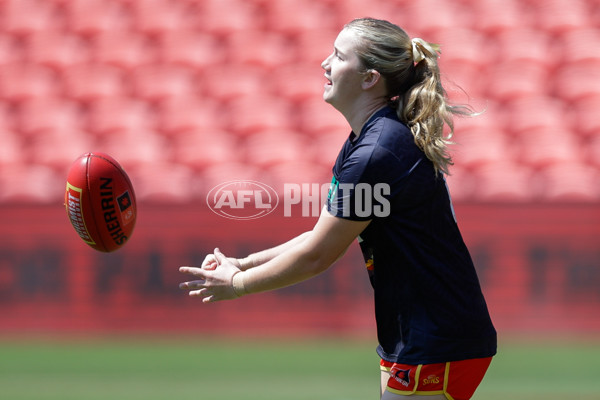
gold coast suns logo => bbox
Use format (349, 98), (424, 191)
(422, 375), (440, 385)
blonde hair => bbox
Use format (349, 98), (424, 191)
(344, 18), (474, 175)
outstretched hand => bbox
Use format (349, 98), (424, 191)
(179, 248), (241, 303)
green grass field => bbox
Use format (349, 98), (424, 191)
(0, 336), (599, 400)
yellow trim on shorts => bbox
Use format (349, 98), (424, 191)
(386, 361), (455, 399)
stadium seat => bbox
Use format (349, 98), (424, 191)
(503, 95), (565, 137)
(26, 127), (96, 170)
(129, 0), (192, 35)
(515, 126), (581, 170)
(197, 161), (263, 197)
(2, 0), (62, 35)
(200, 64), (267, 102)
(472, 0), (523, 35)
(428, 28), (491, 70)
(491, 28), (555, 68)
(64, 0), (131, 36)
(264, 0), (338, 35)
(23, 31), (90, 70)
(440, 60), (486, 101)
(271, 63), (326, 103)
(155, 95), (222, 135)
(130, 64), (199, 102)
(584, 134), (600, 169)
(452, 125), (515, 169)
(556, 28), (600, 66)
(223, 94), (293, 137)
(538, 161), (600, 202)
(190, 0), (259, 36)
(126, 161), (196, 203)
(0, 63), (61, 102)
(242, 129), (307, 169)
(16, 97), (85, 136)
(224, 30), (294, 71)
(61, 63), (129, 102)
(0, 129), (24, 165)
(444, 164), (477, 202)
(403, 0), (472, 37)
(293, 29), (340, 67)
(170, 128), (239, 171)
(95, 127), (170, 168)
(297, 97), (348, 137)
(554, 63), (600, 103)
(485, 62), (550, 103)
(157, 30), (225, 70)
(567, 95), (600, 139)
(531, 0), (591, 35)
(86, 96), (156, 136)
(0, 163), (64, 204)
(264, 160), (331, 197)
(90, 30), (155, 70)
(471, 161), (537, 202)
(308, 130), (348, 168)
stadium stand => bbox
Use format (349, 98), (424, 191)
(0, 0), (597, 203)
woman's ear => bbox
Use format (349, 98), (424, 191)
(362, 69), (382, 90)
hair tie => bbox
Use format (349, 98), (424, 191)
(411, 38), (441, 64)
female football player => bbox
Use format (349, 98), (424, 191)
(180, 18), (497, 400)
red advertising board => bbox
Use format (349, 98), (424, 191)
(0, 202), (599, 336)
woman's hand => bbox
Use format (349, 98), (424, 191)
(179, 248), (241, 303)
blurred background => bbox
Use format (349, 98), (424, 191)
(0, 0), (599, 399)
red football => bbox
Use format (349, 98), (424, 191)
(65, 152), (137, 252)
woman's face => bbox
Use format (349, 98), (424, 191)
(321, 28), (365, 111)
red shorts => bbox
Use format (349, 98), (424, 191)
(380, 357), (492, 400)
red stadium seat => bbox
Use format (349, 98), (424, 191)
(0, 34), (25, 65)
(428, 28), (491, 70)
(26, 127), (96, 170)
(200, 65), (266, 102)
(556, 28), (600, 66)
(403, 0), (473, 37)
(264, 0), (338, 35)
(170, 128), (239, 171)
(452, 126), (515, 169)
(224, 30), (294, 70)
(0, 130), (24, 165)
(472, 0), (523, 35)
(503, 95), (566, 137)
(86, 97), (156, 136)
(471, 161), (537, 202)
(126, 161), (195, 203)
(64, 0), (131, 36)
(485, 62), (551, 103)
(193, 0), (260, 36)
(308, 131), (348, 168)
(23, 31), (90, 70)
(293, 29), (340, 67)
(130, 64), (199, 102)
(224, 94), (293, 137)
(129, 0), (192, 35)
(529, 0), (591, 35)
(585, 134), (600, 169)
(95, 128), (170, 168)
(62, 63), (128, 102)
(567, 95), (600, 139)
(155, 95), (222, 135)
(0, 63), (61, 102)
(2, 0), (62, 35)
(264, 160), (331, 197)
(90, 30), (155, 70)
(539, 161), (600, 202)
(272, 63), (326, 103)
(515, 126), (581, 170)
(198, 162), (263, 196)
(157, 30), (225, 70)
(242, 129), (307, 169)
(297, 97), (348, 137)
(554, 63), (600, 103)
(492, 28), (556, 68)
(0, 164), (64, 204)
(444, 164), (477, 202)
(16, 98), (85, 136)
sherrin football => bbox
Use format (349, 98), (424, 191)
(65, 152), (136, 252)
